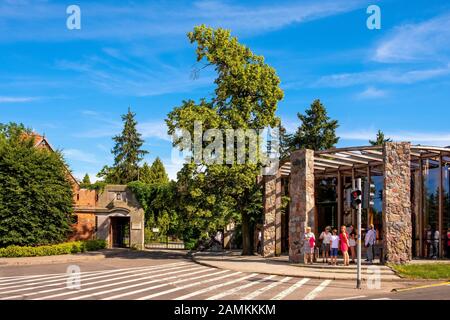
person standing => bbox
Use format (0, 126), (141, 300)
(349, 230), (357, 264)
(303, 227), (315, 264)
(319, 227), (332, 263)
(365, 224), (376, 264)
(340, 225), (350, 266)
(446, 227), (450, 259)
(330, 229), (339, 266)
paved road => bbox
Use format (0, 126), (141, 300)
(0, 250), (443, 300)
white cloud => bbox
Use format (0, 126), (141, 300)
(355, 86), (387, 99)
(0, 0), (366, 42)
(139, 120), (171, 141)
(62, 149), (99, 165)
(373, 13), (450, 63)
(313, 64), (450, 88)
(339, 129), (450, 146)
(0, 96), (39, 103)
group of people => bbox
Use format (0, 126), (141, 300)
(303, 224), (377, 265)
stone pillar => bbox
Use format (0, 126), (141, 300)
(263, 171), (282, 257)
(383, 142), (412, 264)
(289, 149), (315, 263)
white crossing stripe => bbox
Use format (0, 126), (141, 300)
(271, 278), (310, 300)
(206, 275), (275, 300)
(371, 298), (392, 300)
(242, 277), (292, 300)
(0, 263), (190, 297)
(303, 280), (332, 300)
(33, 265), (204, 300)
(0, 262), (186, 287)
(172, 273), (258, 301)
(68, 267), (222, 300)
(101, 269), (232, 300)
(0, 263), (187, 293)
(120, 271), (241, 300)
(334, 295), (367, 300)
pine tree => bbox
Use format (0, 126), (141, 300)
(80, 173), (91, 188)
(139, 158), (169, 184)
(369, 130), (392, 146)
(290, 99), (339, 151)
(103, 108), (148, 184)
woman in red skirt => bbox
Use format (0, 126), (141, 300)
(340, 225), (350, 266)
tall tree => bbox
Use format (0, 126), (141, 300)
(290, 99), (339, 151)
(98, 108), (148, 184)
(369, 130), (392, 146)
(167, 26), (283, 255)
(0, 123), (73, 246)
(139, 158), (169, 184)
(80, 173), (91, 188)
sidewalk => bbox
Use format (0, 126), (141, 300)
(192, 250), (402, 281)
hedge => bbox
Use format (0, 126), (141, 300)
(0, 240), (107, 258)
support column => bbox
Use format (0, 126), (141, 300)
(289, 149), (315, 263)
(383, 142), (412, 263)
(263, 170), (281, 257)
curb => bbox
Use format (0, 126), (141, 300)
(190, 253), (403, 282)
(0, 252), (107, 267)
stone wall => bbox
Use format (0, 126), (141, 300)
(263, 171), (281, 257)
(383, 142), (412, 263)
(289, 149), (315, 263)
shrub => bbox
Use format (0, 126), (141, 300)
(0, 240), (107, 258)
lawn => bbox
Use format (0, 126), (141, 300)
(390, 263), (450, 279)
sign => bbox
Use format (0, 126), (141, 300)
(152, 227), (160, 233)
(131, 222), (142, 230)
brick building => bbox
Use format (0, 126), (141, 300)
(31, 133), (145, 249)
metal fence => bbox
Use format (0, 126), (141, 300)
(145, 242), (185, 249)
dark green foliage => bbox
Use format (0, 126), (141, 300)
(98, 108), (148, 184)
(139, 157), (169, 184)
(369, 130), (392, 146)
(290, 99), (339, 151)
(0, 240), (107, 257)
(80, 173), (91, 188)
(0, 123), (74, 247)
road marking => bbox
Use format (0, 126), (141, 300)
(0, 262), (186, 285)
(0, 263), (191, 296)
(206, 275), (275, 300)
(0, 263), (188, 293)
(33, 265), (204, 300)
(392, 281), (450, 293)
(371, 298), (392, 300)
(271, 278), (310, 300)
(102, 270), (235, 300)
(3, 265), (202, 300)
(334, 295), (367, 300)
(68, 267), (222, 300)
(303, 280), (332, 300)
(173, 273), (257, 300)
(242, 277), (292, 300)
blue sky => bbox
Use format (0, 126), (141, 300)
(1, 0), (450, 180)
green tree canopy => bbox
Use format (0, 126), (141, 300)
(0, 123), (74, 247)
(166, 25), (283, 254)
(140, 157), (169, 184)
(98, 108), (148, 184)
(290, 99), (339, 151)
(80, 173), (91, 188)
(369, 130), (392, 146)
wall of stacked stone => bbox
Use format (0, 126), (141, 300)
(263, 172), (281, 257)
(383, 142), (412, 264)
(289, 149), (315, 263)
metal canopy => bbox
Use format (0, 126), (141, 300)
(279, 145), (450, 177)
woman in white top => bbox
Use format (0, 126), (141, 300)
(303, 227), (315, 264)
(330, 229), (340, 266)
(319, 226), (332, 264)
(349, 230), (357, 264)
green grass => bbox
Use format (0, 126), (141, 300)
(390, 263), (450, 279)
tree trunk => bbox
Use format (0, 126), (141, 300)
(241, 213), (253, 255)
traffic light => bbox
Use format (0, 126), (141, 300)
(351, 189), (362, 209)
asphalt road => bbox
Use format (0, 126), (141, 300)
(0, 250), (446, 300)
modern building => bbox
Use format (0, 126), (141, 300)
(262, 142), (450, 264)
(31, 133), (145, 249)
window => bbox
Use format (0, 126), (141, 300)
(116, 192), (122, 201)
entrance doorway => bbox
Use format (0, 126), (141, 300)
(110, 216), (130, 248)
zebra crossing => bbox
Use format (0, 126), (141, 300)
(0, 261), (344, 300)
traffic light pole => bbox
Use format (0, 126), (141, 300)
(356, 178), (362, 289)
